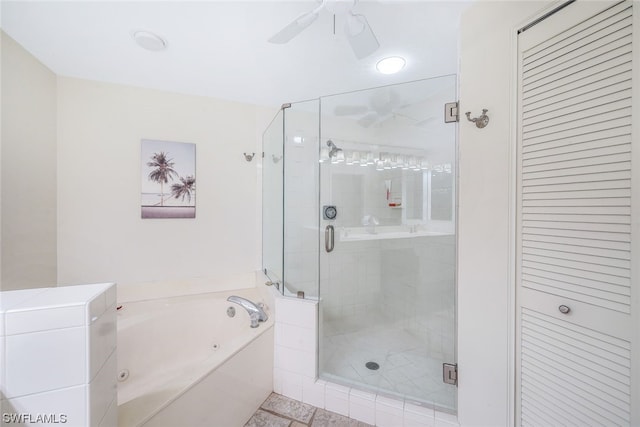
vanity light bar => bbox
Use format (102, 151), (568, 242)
(326, 150), (432, 171)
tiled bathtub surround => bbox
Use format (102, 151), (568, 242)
(0, 283), (117, 427)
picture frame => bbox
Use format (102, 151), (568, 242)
(141, 139), (196, 219)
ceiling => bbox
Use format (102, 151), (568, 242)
(0, 1), (470, 108)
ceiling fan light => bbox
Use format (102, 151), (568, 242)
(376, 56), (406, 74)
(346, 14), (366, 36)
(345, 13), (379, 59)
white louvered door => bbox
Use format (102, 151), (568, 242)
(516, 1), (635, 426)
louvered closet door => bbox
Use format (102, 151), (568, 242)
(517, 1), (635, 426)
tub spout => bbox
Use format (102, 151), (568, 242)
(227, 296), (268, 328)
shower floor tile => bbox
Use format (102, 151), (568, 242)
(245, 393), (373, 427)
(320, 317), (456, 410)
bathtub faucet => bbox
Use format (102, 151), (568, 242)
(227, 296), (268, 328)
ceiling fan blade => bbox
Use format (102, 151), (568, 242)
(334, 105), (369, 116)
(268, 9), (321, 44)
(357, 113), (379, 128)
(345, 14), (379, 59)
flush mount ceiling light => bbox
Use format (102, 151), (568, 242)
(132, 30), (167, 52)
(376, 56), (406, 74)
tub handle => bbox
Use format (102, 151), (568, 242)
(325, 225), (334, 253)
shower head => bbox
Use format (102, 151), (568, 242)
(327, 140), (342, 158)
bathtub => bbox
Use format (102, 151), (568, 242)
(117, 287), (274, 427)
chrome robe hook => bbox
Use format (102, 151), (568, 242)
(465, 109), (489, 128)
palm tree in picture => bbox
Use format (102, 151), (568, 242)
(171, 175), (196, 203)
(147, 152), (178, 206)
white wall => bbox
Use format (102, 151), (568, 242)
(56, 77), (274, 290)
(457, 1), (553, 426)
(1, 31), (58, 291)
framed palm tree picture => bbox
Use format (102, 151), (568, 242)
(141, 139), (196, 219)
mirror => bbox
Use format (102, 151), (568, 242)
(403, 171), (424, 221)
(430, 169), (454, 221)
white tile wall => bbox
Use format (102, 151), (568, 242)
(376, 395), (404, 427)
(404, 403), (435, 427)
(281, 369), (303, 401)
(2, 384), (87, 426)
(302, 376), (325, 408)
(276, 345), (315, 377)
(4, 304), (86, 335)
(274, 296), (317, 383)
(325, 382), (350, 417)
(0, 283), (117, 427)
(0, 289), (50, 321)
(5, 326), (87, 398)
(275, 297), (316, 329)
(349, 388), (376, 425)
(434, 410), (460, 427)
(88, 351), (117, 427)
(273, 367), (283, 394)
(88, 303), (116, 381)
(276, 322), (316, 353)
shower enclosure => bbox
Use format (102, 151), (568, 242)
(263, 75), (457, 411)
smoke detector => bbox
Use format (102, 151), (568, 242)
(132, 30), (168, 52)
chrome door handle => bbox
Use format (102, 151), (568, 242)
(558, 305), (571, 314)
(325, 225), (334, 253)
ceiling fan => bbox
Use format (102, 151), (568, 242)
(268, 0), (380, 59)
(333, 88), (403, 127)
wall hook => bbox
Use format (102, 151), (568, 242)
(243, 152), (255, 162)
(465, 109), (489, 129)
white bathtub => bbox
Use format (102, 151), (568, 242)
(117, 287), (274, 427)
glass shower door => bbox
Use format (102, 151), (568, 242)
(282, 100), (320, 299)
(262, 109), (284, 290)
(318, 76), (458, 411)
(263, 100), (321, 299)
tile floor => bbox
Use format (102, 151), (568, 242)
(245, 393), (373, 427)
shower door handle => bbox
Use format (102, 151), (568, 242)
(325, 225), (335, 253)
